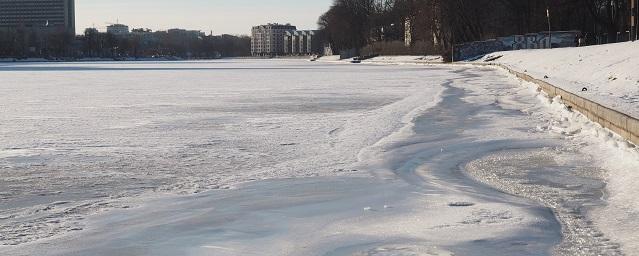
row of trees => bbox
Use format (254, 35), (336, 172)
(319, 0), (636, 55)
(0, 27), (251, 59)
(0, 28), (75, 58)
(81, 29), (251, 59)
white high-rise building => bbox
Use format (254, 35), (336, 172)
(251, 23), (296, 56)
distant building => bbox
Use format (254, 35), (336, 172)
(167, 28), (203, 39)
(0, 0), (75, 33)
(251, 23), (296, 56)
(131, 28), (159, 48)
(84, 27), (98, 35)
(283, 30), (323, 55)
(107, 24), (129, 36)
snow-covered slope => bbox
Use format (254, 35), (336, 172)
(479, 41), (639, 118)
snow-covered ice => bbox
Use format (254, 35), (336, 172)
(0, 60), (448, 245)
(0, 60), (638, 255)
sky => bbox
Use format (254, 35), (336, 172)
(76, 0), (333, 35)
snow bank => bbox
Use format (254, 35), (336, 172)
(315, 55), (341, 62)
(478, 41), (639, 118)
(316, 55), (444, 64)
(363, 55), (444, 64)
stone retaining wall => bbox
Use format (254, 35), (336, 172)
(496, 64), (639, 145)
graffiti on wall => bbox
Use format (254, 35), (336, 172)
(454, 31), (580, 60)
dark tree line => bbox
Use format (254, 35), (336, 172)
(0, 27), (251, 59)
(0, 28), (75, 58)
(319, 0), (635, 55)
(79, 29), (251, 59)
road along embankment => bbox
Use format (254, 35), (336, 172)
(491, 63), (639, 146)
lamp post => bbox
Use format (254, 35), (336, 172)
(547, 7), (552, 48)
(632, 0), (638, 41)
(451, 32), (455, 62)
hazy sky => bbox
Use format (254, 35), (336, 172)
(76, 0), (333, 35)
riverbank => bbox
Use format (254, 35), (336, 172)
(472, 41), (639, 254)
(477, 41), (639, 119)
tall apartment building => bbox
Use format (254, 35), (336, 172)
(0, 0), (75, 33)
(251, 23), (296, 56)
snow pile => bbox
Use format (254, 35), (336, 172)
(479, 41), (639, 118)
(315, 55), (341, 62)
(315, 55), (444, 64)
(364, 55), (444, 64)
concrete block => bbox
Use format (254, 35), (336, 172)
(631, 135), (639, 146)
(596, 106), (608, 122)
(573, 94), (585, 109)
(604, 109), (627, 131)
(583, 100), (596, 115)
(590, 102), (601, 119)
(575, 105), (588, 115)
(619, 116), (631, 139)
(628, 118), (639, 138)
(586, 109), (596, 121)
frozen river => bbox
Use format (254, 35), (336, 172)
(1, 60), (637, 255)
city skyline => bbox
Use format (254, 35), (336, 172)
(76, 0), (332, 35)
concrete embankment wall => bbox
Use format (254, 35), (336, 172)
(494, 64), (639, 145)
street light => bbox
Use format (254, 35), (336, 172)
(632, 0), (638, 41)
(547, 7), (552, 48)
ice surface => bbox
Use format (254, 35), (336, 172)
(0, 60), (449, 246)
(1, 60), (638, 255)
